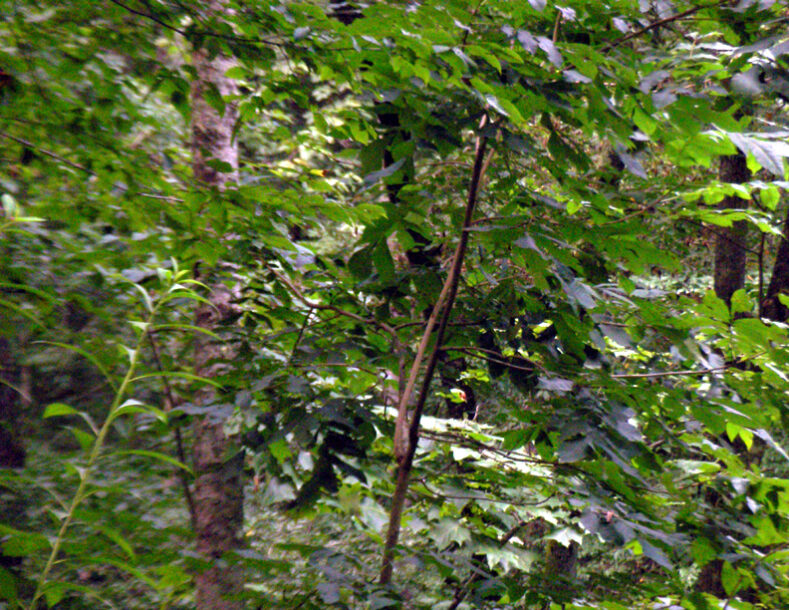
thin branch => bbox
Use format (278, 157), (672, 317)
(680, 216), (764, 257)
(441, 345), (543, 374)
(265, 264), (397, 338)
(286, 306), (314, 365)
(146, 331), (197, 531)
(0, 131), (87, 172)
(0, 131), (183, 202)
(552, 10), (561, 44)
(611, 353), (764, 379)
(108, 0), (286, 47)
(603, 0), (728, 51)
(416, 475), (554, 508)
(758, 232), (765, 318)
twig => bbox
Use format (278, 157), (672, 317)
(416, 474), (556, 508)
(265, 264), (397, 338)
(286, 306), (314, 365)
(611, 353), (764, 379)
(603, 0), (728, 51)
(441, 345), (543, 374)
(758, 232), (765, 318)
(146, 330), (197, 531)
(0, 131), (183, 202)
(108, 0), (286, 47)
(0, 131), (87, 171)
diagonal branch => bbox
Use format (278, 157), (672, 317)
(0, 130), (183, 202)
(603, 0), (728, 51)
(379, 115), (491, 585)
(0, 131), (87, 172)
(108, 0), (286, 47)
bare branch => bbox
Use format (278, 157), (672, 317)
(603, 0), (728, 51)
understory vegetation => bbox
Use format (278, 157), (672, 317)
(3, 1), (789, 608)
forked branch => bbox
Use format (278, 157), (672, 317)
(380, 116), (491, 584)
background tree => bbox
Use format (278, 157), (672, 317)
(3, 1), (789, 609)
(188, 3), (244, 608)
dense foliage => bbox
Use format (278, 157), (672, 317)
(3, 0), (789, 608)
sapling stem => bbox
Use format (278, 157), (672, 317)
(27, 289), (163, 610)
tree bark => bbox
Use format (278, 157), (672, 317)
(699, 153), (752, 598)
(761, 206), (789, 321)
(380, 128), (489, 584)
(713, 151), (750, 305)
(190, 7), (244, 609)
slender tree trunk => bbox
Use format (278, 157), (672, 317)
(761, 206), (789, 321)
(713, 151), (750, 305)
(380, 128), (489, 584)
(698, 153), (753, 597)
(190, 7), (244, 609)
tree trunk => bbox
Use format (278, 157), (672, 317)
(713, 151), (750, 305)
(190, 7), (244, 609)
(761, 206), (789, 321)
(696, 559), (726, 598)
(699, 153), (752, 598)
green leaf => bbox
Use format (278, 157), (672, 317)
(35, 341), (118, 392)
(372, 240), (395, 283)
(109, 399), (168, 424)
(43, 580), (67, 608)
(760, 185), (780, 209)
(129, 320), (150, 332)
(107, 450), (192, 474)
(97, 525), (137, 561)
(728, 132), (789, 177)
(1, 193), (18, 218)
(269, 439), (292, 464)
(130, 282), (153, 312)
(730, 289), (752, 315)
(150, 323), (222, 340)
(484, 94), (509, 118)
(43, 403), (78, 418)
(67, 426), (95, 452)
(721, 561), (740, 596)
(690, 537), (717, 566)
(638, 539), (671, 569)
(130, 371), (222, 387)
(0, 566), (17, 603)
(431, 519), (471, 548)
(363, 158), (406, 186)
